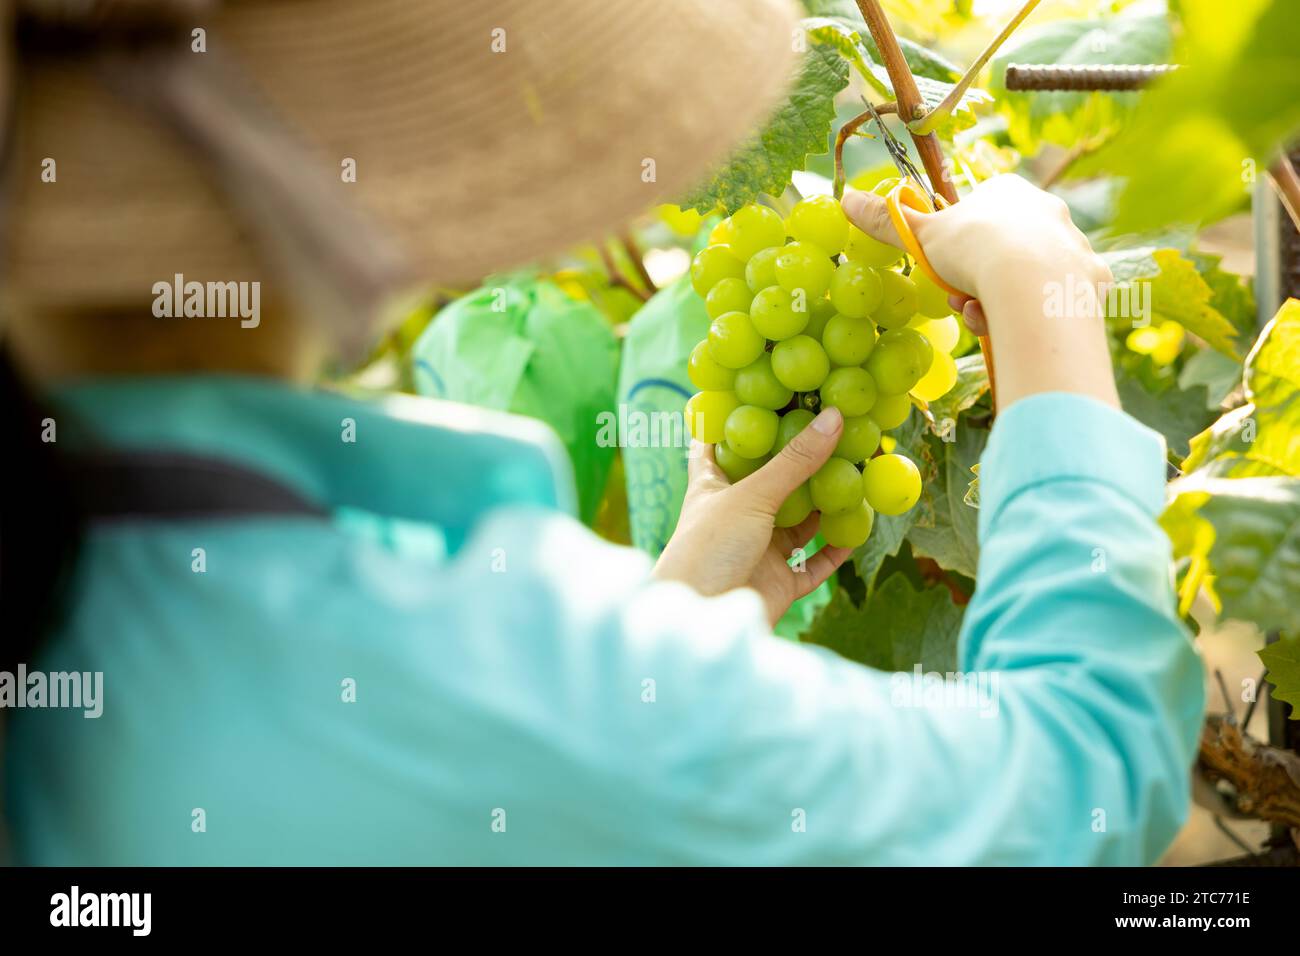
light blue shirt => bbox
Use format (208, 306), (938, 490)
(5, 377), (1203, 864)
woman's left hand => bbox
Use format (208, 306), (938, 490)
(652, 407), (854, 625)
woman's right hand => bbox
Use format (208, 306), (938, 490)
(841, 174), (1121, 410)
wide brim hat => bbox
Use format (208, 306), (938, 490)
(4, 0), (798, 358)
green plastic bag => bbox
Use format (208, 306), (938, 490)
(412, 278), (619, 525)
(616, 276), (830, 639)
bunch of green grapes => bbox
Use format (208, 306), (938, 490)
(684, 195), (962, 549)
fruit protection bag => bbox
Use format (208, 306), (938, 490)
(412, 278), (619, 525)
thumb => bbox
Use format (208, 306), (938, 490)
(744, 407), (843, 511)
(840, 188), (906, 248)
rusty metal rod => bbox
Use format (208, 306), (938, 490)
(1004, 63), (1178, 92)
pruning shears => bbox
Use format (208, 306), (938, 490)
(863, 100), (967, 300)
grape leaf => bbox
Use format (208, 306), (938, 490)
(680, 41), (850, 214)
(906, 423), (985, 578)
(800, 1), (963, 81)
(853, 510), (916, 593)
(1182, 300), (1300, 477)
(1198, 477), (1300, 636)
(1178, 347), (1242, 410)
(1147, 250), (1244, 358)
(801, 572), (963, 673)
(1259, 637), (1300, 718)
(803, 17), (989, 136)
(1115, 369), (1213, 460)
(989, 7), (1171, 153)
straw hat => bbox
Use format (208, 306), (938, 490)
(4, 0), (799, 358)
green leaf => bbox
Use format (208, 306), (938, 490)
(801, 572), (963, 672)
(906, 423), (986, 578)
(1086, 0), (1300, 231)
(1178, 347), (1242, 410)
(1198, 477), (1300, 635)
(803, 17), (989, 136)
(853, 510), (916, 592)
(1183, 300), (1300, 477)
(989, 7), (1171, 153)
(1259, 637), (1300, 718)
(1147, 250), (1244, 358)
(1115, 368), (1213, 460)
(680, 41), (850, 214)
(801, 2), (963, 81)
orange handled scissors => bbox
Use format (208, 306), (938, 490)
(862, 100), (996, 408)
(862, 99), (965, 299)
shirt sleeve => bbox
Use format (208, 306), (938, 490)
(585, 393), (1204, 865)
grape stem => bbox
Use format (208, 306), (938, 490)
(618, 230), (658, 295)
(598, 239), (651, 302)
(832, 102), (897, 202)
(853, 0), (998, 414)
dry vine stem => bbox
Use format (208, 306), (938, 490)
(853, 0), (998, 412)
(1199, 715), (1300, 830)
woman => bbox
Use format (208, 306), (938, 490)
(1, 0), (1202, 864)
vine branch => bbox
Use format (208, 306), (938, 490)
(832, 101), (897, 200)
(909, 0), (1043, 136)
(1198, 715), (1300, 830)
(853, 0), (997, 411)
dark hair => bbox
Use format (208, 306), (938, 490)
(0, 348), (84, 674)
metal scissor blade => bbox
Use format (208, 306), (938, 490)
(862, 97), (938, 208)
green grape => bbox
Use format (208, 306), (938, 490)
(773, 408), (815, 454)
(774, 483), (814, 528)
(865, 328), (930, 394)
(690, 245), (745, 297)
(745, 246), (780, 294)
(829, 260), (883, 319)
(869, 392), (912, 430)
(724, 404), (779, 459)
(715, 442), (767, 483)
(820, 367), (878, 418)
(786, 195), (849, 255)
(913, 268), (952, 318)
(728, 203), (786, 261)
(705, 276), (753, 319)
(820, 499), (875, 548)
(804, 297), (836, 340)
(750, 285), (807, 341)
(810, 457), (864, 515)
(834, 415), (882, 462)
(688, 340), (737, 391)
(708, 217), (735, 247)
(873, 269), (919, 330)
(911, 349), (957, 402)
(862, 453), (921, 515)
(771, 335), (830, 392)
(734, 354), (794, 410)
(707, 311), (765, 369)
(684, 390), (740, 444)
(917, 314), (960, 354)
(821, 313), (877, 367)
(843, 224), (902, 268)
(893, 326), (934, 374)
(774, 241), (833, 301)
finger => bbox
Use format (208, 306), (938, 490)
(744, 407), (843, 512)
(841, 188), (921, 249)
(961, 299), (988, 337)
(794, 545), (854, 599)
(687, 439), (727, 487)
(773, 510), (821, 556)
(947, 293), (970, 313)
